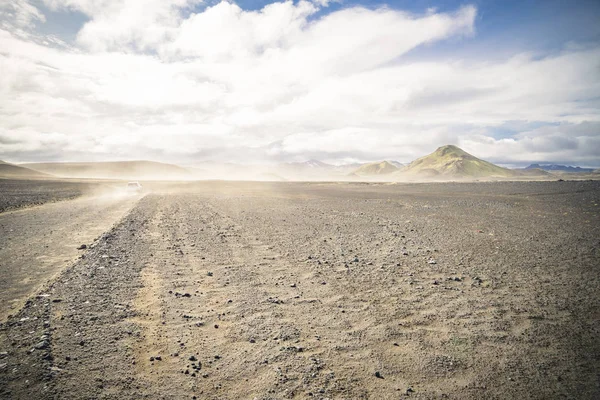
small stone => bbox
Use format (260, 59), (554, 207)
(214, 324), (219, 329)
(189, 356), (197, 361)
(77, 244), (87, 250)
(375, 371), (383, 379)
(35, 341), (49, 350)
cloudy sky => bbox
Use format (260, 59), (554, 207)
(1, 0), (599, 167)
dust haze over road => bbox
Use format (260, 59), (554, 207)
(0, 180), (599, 399)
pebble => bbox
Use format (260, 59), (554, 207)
(35, 341), (49, 350)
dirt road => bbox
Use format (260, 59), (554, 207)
(0, 181), (599, 399)
(0, 192), (141, 321)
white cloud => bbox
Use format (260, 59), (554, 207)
(42, 0), (203, 51)
(0, 1), (599, 166)
(0, 0), (45, 28)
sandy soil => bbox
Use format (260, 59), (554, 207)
(0, 180), (599, 399)
(0, 192), (141, 321)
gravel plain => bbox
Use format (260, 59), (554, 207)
(0, 180), (599, 399)
(0, 179), (104, 213)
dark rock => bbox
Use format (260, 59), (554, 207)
(374, 371), (383, 379)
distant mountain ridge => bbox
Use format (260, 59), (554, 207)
(0, 160), (52, 178)
(399, 145), (515, 178)
(352, 161), (400, 176)
(526, 164), (595, 173)
(22, 160), (192, 180)
(9, 149), (597, 182)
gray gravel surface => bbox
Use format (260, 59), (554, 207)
(0, 179), (99, 213)
(0, 180), (598, 399)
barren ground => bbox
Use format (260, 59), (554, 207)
(0, 180), (599, 399)
(0, 179), (101, 213)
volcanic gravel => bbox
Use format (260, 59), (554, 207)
(0, 180), (599, 399)
(0, 179), (97, 213)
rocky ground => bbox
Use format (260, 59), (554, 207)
(0, 180), (599, 399)
(0, 179), (102, 213)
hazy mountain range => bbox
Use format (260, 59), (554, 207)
(525, 164), (596, 173)
(3, 145), (598, 181)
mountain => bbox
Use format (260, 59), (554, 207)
(388, 161), (404, 169)
(288, 160), (332, 169)
(400, 145), (515, 179)
(352, 161), (400, 176)
(525, 164), (595, 173)
(516, 168), (552, 177)
(0, 160), (52, 178)
(22, 161), (193, 180)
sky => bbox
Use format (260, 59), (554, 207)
(0, 0), (599, 167)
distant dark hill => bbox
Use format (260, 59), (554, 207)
(0, 160), (52, 178)
(22, 161), (193, 180)
(526, 164), (595, 173)
(352, 161), (400, 176)
(400, 145), (516, 179)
